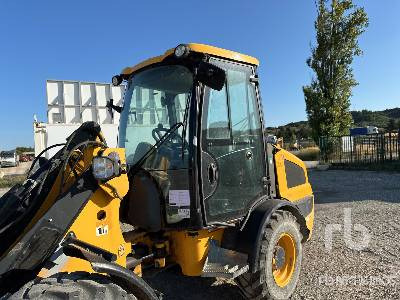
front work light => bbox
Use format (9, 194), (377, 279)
(174, 44), (190, 58)
(92, 153), (121, 181)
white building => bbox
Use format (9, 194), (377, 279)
(34, 80), (125, 158)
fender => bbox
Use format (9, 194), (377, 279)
(62, 236), (159, 300)
(226, 198), (310, 273)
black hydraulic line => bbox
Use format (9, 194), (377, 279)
(62, 236), (159, 300)
(27, 143), (66, 177)
(126, 253), (154, 270)
(60, 130), (108, 186)
(91, 261), (159, 300)
(59, 140), (107, 194)
(32, 160), (55, 206)
(29, 128), (107, 201)
(63, 152), (85, 187)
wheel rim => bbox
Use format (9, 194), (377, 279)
(272, 233), (296, 287)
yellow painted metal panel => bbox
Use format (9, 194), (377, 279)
(169, 229), (224, 276)
(274, 148), (314, 234)
(38, 147), (132, 276)
(121, 43), (259, 75)
(59, 188), (131, 273)
(188, 43), (259, 65)
(275, 148), (313, 201)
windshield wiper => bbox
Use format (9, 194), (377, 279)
(180, 91), (192, 160)
(129, 122), (183, 176)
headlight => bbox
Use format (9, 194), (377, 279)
(92, 153), (120, 181)
(174, 44), (189, 58)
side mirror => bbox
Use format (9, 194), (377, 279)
(196, 61), (226, 91)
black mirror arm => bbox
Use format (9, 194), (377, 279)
(249, 74), (259, 84)
(106, 99), (123, 114)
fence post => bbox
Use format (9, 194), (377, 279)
(319, 137), (322, 162)
(350, 136), (353, 164)
(376, 134), (379, 163)
(398, 129), (400, 161)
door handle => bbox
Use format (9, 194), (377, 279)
(208, 163), (218, 184)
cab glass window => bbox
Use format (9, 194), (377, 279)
(202, 59), (266, 221)
(205, 86), (230, 140)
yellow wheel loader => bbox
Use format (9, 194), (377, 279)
(0, 44), (314, 300)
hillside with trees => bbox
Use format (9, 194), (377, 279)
(266, 107), (400, 142)
(351, 108), (400, 128)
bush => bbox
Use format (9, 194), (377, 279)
(0, 174), (26, 188)
(295, 147), (320, 161)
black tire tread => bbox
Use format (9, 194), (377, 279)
(235, 210), (302, 300)
(10, 272), (138, 300)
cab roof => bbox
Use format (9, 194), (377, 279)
(121, 43), (259, 75)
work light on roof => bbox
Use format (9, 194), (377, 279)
(112, 75), (122, 86)
(174, 44), (189, 58)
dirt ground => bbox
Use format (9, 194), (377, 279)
(145, 170), (400, 300)
(0, 161), (31, 176)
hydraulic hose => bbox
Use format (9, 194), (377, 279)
(27, 143), (66, 177)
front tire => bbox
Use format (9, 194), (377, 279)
(235, 210), (303, 299)
(10, 272), (138, 300)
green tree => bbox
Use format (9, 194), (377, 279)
(290, 132), (297, 144)
(303, 0), (368, 142)
(284, 127), (294, 140)
(387, 118), (396, 132)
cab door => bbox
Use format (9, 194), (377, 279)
(200, 58), (266, 223)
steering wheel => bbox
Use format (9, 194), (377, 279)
(152, 124), (182, 143)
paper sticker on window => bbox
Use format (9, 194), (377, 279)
(169, 190), (190, 206)
(178, 208), (190, 218)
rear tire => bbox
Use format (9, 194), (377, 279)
(10, 272), (138, 300)
(235, 210), (303, 299)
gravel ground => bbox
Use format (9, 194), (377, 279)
(1, 169), (398, 298)
(145, 170), (400, 300)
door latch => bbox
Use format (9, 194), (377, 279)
(208, 163), (218, 184)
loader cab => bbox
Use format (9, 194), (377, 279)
(117, 44), (267, 231)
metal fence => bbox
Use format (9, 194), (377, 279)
(319, 130), (400, 165)
(298, 138), (317, 149)
(280, 138), (317, 151)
